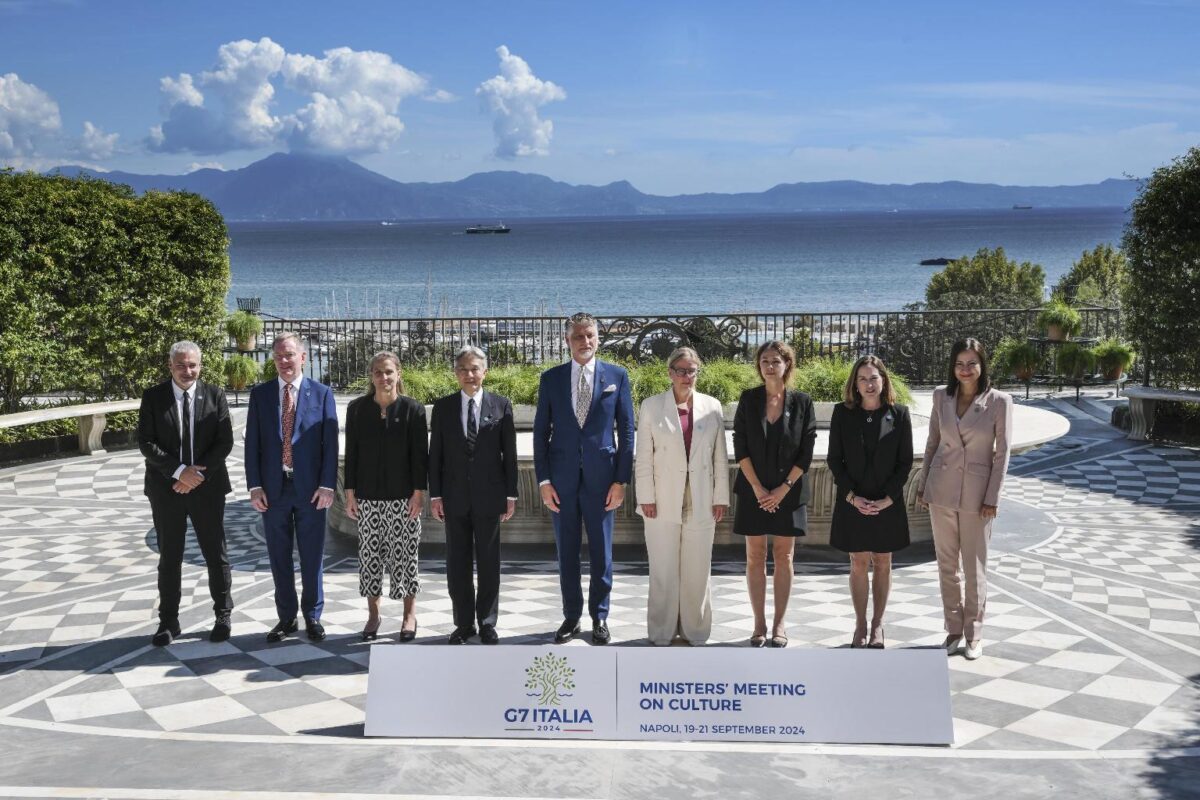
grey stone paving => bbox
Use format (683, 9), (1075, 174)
(0, 393), (1198, 798)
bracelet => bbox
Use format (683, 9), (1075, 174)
(846, 491), (856, 504)
(784, 477), (795, 487)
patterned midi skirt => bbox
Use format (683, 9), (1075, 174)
(357, 498), (421, 599)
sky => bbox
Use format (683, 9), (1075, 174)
(2, 0), (1199, 194)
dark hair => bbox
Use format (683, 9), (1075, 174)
(843, 355), (897, 408)
(946, 338), (991, 396)
(753, 340), (795, 385)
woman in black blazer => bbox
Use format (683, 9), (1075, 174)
(343, 351), (428, 642)
(827, 355), (913, 649)
(732, 340), (817, 648)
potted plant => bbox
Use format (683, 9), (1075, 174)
(224, 354), (259, 391)
(1036, 300), (1082, 341)
(1056, 342), (1095, 382)
(1091, 338), (1136, 381)
(225, 310), (263, 352)
(992, 337), (1041, 383)
(261, 357), (278, 382)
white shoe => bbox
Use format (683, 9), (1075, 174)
(964, 640), (983, 660)
(943, 634), (963, 655)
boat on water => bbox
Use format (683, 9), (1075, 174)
(465, 223), (511, 234)
(1012, 204), (1033, 210)
(920, 257), (953, 266)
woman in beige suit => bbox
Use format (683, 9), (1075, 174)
(636, 347), (730, 646)
(917, 338), (1012, 660)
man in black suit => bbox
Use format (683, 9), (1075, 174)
(137, 341), (234, 646)
(429, 345), (518, 645)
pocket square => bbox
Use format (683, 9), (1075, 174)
(602, 384), (617, 394)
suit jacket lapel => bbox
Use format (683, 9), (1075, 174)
(879, 404), (894, 441)
(589, 361), (604, 421)
(165, 382), (179, 437)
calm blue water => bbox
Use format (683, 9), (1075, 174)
(227, 208), (1129, 319)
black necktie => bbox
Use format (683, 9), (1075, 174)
(466, 397), (477, 455)
(181, 390), (192, 466)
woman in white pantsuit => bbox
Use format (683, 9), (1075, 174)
(917, 338), (1012, 661)
(635, 347), (730, 646)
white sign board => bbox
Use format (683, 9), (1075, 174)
(365, 645), (618, 739)
(617, 647), (953, 744)
(366, 646), (953, 744)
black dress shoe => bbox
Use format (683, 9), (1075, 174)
(151, 621), (181, 647)
(305, 617), (326, 642)
(479, 624), (499, 645)
(554, 618), (581, 644)
(209, 615), (232, 643)
(399, 620), (418, 643)
(267, 618), (298, 643)
(448, 625), (477, 645)
(591, 619), (611, 645)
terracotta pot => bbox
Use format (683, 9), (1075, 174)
(1045, 324), (1067, 342)
(236, 334), (257, 352)
(1102, 365), (1123, 381)
(1015, 367), (1034, 382)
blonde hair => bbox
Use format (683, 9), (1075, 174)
(842, 355), (896, 408)
(366, 351), (404, 396)
(667, 346), (703, 370)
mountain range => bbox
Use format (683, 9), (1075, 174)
(48, 152), (1138, 222)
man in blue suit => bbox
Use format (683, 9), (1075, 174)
(245, 331), (339, 643)
(534, 312), (635, 644)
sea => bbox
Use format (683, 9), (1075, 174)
(226, 207), (1129, 319)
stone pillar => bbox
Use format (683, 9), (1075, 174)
(77, 413), (107, 455)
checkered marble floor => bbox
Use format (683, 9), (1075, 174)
(1, 399), (1198, 758)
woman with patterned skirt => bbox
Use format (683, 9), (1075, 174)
(343, 351), (428, 641)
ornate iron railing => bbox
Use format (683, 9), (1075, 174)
(250, 308), (1122, 389)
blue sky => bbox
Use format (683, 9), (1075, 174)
(2, 0), (1198, 193)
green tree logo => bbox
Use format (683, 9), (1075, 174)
(524, 653), (576, 706)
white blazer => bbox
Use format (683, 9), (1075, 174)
(634, 390), (730, 523)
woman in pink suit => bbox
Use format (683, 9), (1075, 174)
(917, 338), (1012, 661)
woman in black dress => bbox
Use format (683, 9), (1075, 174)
(828, 355), (913, 649)
(732, 341), (817, 648)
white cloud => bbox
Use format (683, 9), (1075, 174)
(0, 72), (62, 159)
(282, 46), (426, 154)
(186, 161), (224, 172)
(149, 38), (427, 156)
(476, 45), (565, 158)
(423, 88), (457, 103)
(905, 80), (1200, 111)
(78, 121), (118, 160)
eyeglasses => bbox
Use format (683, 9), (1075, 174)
(670, 367), (700, 377)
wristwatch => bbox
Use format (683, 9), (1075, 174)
(784, 477), (795, 487)
(846, 491), (856, 504)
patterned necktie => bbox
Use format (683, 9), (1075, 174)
(466, 397), (477, 454)
(282, 383), (295, 470)
(181, 390), (192, 467)
(575, 366), (590, 427)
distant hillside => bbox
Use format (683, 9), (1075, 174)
(46, 152), (1138, 221)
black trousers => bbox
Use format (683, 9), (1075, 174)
(444, 504), (501, 628)
(149, 486), (233, 624)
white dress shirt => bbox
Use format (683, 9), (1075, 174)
(170, 381), (196, 480)
(461, 388), (483, 437)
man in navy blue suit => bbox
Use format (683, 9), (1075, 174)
(245, 331), (339, 643)
(534, 312), (635, 644)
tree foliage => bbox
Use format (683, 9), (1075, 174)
(0, 170), (229, 411)
(1053, 244), (1126, 307)
(924, 247), (1045, 310)
(1121, 146), (1200, 388)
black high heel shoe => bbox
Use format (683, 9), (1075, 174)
(399, 619), (417, 643)
(361, 621), (381, 642)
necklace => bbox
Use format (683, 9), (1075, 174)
(864, 405), (880, 423)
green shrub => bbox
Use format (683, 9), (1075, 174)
(225, 310), (263, 349)
(696, 360), (759, 404)
(0, 171), (229, 411)
(791, 357), (913, 404)
(260, 357), (277, 382)
(399, 367), (458, 404)
(481, 364), (545, 405)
